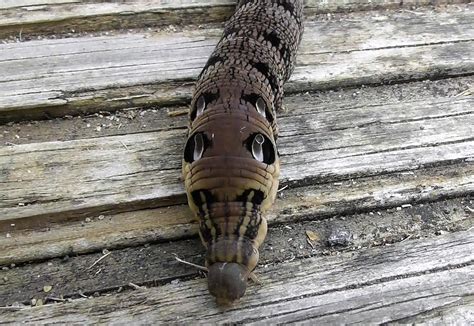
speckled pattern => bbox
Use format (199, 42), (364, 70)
(182, 0), (303, 303)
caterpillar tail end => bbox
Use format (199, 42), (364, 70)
(208, 262), (249, 305)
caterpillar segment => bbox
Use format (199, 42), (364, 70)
(182, 0), (304, 304)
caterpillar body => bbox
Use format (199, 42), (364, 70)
(182, 0), (304, 304)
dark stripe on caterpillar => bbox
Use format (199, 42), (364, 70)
(182, 0), (303, 305)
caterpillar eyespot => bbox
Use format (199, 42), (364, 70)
(248, 133), (275, 164)
(256, 97), (266, 118)
(252, 133), (265, 161)
(183, 132), (208, 163)
(196, 95), (206, 118)
(182, 0), (303, 305)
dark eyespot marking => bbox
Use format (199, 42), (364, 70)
(184, 132), (210, 163)
(244, 133), (275, 165)
(204, 55), (222, 71)
(196, 95), (205, 117)
(191, 91), (219, 121)
(241, 93), (274, 123)
(223, 26), (239, 39)
(236, 189), (265, 206)
(198, 55), (223, 80)
(255, 98), (266, 117)
(262, 30), (290, 64)
(263, 30), (280, 49)
(251, 61), (279, 95)
(279, 1), (295, 15)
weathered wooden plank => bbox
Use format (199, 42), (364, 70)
(0, 76), (472, 265)
(0, 92), (472, 223)
(0, 158), (472, 266)
(1, 6), (473, 121)
(1, 1), (470, 39)
(1, 230), (472, 324)
(1, 195), (472, 307)
(0, 0), (78, 9)
(1, 76), (471, 146)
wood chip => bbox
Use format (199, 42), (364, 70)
(306, 230), (320, 242)
(87, 250), (111, 270)
(128, 282), (145, 290)
(167, 109), (188, 117)
(174, 256), (208, 272)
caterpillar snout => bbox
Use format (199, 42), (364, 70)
(208, 262), (249, 305)
(182, 0), (303, 304)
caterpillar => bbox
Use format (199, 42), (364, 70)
(182, 0), (304, 304)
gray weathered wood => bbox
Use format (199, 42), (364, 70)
(1, 0), (470, 39)
(1, 230), (472, 324)
(1, 195), (472, 307)
(0, 160), (472, 266)
(1, 75), (473, 264)
(0, 94), (472, 222)
(0, 6), (473, 121)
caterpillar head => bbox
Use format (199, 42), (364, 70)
(207, 262), (249, 305)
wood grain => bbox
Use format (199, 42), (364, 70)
(1, 6), (473, 121)
(1, 160), (472, 266)
(1, 0), (470, 39)
(1, 94), (472, 223)
(1, 195), (472, 307)
(1, 230), (472, 324)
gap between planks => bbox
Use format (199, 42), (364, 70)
(0, 5), (473, 121)
(0, 195), (471, 307)
(0, 161), (472, 266)
(1, 93), (472, 225)
(1, 230), (472, 324)
(1, 0), (471, 39)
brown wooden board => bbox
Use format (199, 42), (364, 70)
(1, 0), (470, 39)
(0, 194), (472, 307)
(1, 75), (473, 265)
(0, 5), (473, 121)
(1, 229), (472, 324)
(1, 93), (472, 223)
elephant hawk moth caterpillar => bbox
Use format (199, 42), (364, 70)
(182, 0), (304, 304)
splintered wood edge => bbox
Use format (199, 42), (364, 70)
(0, 195), (471, 307)
(0, 162), (472, 265)
(0, 0), (470, 38)
(1, 10), (473, 122)
(1, 7), (473, 122)
(1, 95), (473, 227)
(1, 230), (472, 323)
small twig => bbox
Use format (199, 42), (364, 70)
(78, 291), (89, 298)
(175, 256), (208, 272)
(277, 185), (288, 193)
(119, 140), (129, 151)
(46, 297), (66, 302)
(128, 282), (145, 290)
(249, 272), (263, 285)
(455, 87), (473, 97)
(175, 256), (262, 284)
(167, 109), (189, 117)
(18, 28), (23, 42)
(465, 206), (474, 213)
(401, 234), (413, 242)
(0, 306), (23, 311)
(87, 251), (111, 270)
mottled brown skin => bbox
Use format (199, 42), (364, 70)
(182, 0), (303, 304)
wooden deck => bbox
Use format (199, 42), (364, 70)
(0, 0), (473, 324)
